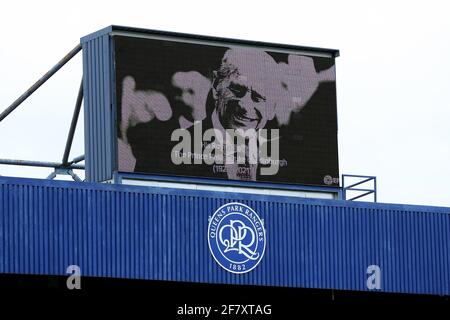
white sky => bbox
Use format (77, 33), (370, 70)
(0, 0), (449, 207)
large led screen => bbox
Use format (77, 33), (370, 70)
(115, 35), (339, 186)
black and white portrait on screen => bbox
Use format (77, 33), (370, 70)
(116, 35), (339, 186)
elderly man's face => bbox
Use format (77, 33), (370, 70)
(215, 71), (273, 131)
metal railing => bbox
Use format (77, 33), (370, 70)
(342, 174), (377, 202)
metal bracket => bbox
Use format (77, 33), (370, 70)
(46, 168), (82, 182)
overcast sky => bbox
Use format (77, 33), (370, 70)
(0, 0), (449, 207)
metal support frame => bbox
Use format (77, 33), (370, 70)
(0, 43), (85, 181)
(0, 44), (82, 123)
(342, 174), (377, 202)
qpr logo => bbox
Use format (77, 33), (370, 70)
(208, 202), (266, 274)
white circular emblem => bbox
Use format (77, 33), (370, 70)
(207, 202), (266, 274)
(323, 175), (333, 185)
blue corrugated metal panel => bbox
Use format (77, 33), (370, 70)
(81, 33), (114, 182)
(0, 176), (449, 295)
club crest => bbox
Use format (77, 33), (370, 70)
(208, 202), (266, 274)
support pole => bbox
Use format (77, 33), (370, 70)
(70, 155), (85, 165)
(0, 44), (82, 122)
(0, 158), (84, 170)
(62, 79), (83, 165)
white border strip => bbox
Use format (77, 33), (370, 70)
(120, 179), (336, 199)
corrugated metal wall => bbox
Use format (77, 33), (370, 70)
(81, 30), (115, 182)
(0, 177), (449, 295)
